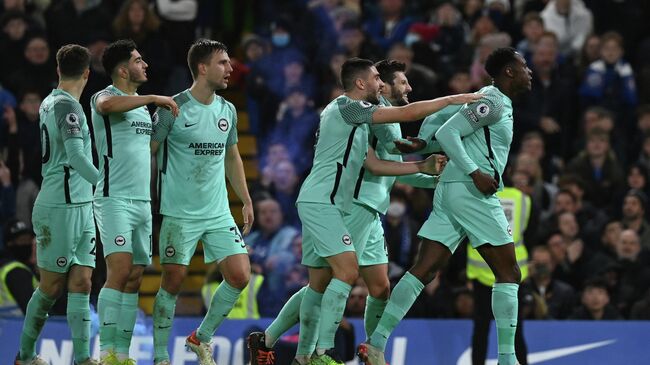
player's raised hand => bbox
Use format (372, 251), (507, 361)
(420, 154), (448, 175)
(242, 203), (254, 236)
(152, 95), (179, 117)
(394, 137), (426, 153)
(445, 93), (483, 105)
(470, 169), (498, 195)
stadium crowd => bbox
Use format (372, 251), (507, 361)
(1, 0), (650, 323)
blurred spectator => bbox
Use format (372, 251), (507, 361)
(630, 289), (650, 319)
(45, 0), (112, 50)
(112, 0), (171, 95)
(516, 12), (544, 62)
(453, 288), (475, 319)
(599, 219), (623, 259)
(484, 0), (515, 35)
(242, 35), (269, 135)
(540, 0), (593, 57)
(363, 0), (414, 52)
(423, 3), (471, 78)
(260, 142), (291, 187)
(317, 48), (346, 107)
(470, 15), (497, 47)
(569, 277), (622, 320)
(80, 33), (111, 119)
(382, 189), (419, 273)
(513, 32), (578, 160)
(521, 245), (576, 319)
(5, 89), (41, 187)
(0, 219), (36, 315)
(266, 160), (301, 228)
(269, 87), (319, 173)
(630, 105), (650, 160)
(0, 10), (37, 84)
(446, 70), (472, 94)
(576, 33), (600, 75)
(580, 31), (637, 140)
(566, 128), (624, 211)
(612, 229), (650, 316)
(518, 131), (560, 184)
(461, 0), (483, 25)
(513, 152), (556, 218)
(337, 21), (383, 61)
(408, 270), (454, 318)
(470, 32), (511, 89)
(5, 34), (56, 98)
(621, 189), (650, 249)
(345, 284), (368, 317)
(0, 160), (16, 248)
(246, 196), (299, 316)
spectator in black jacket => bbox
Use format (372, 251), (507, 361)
(569, 277), (623, 320)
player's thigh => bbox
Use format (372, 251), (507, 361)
(417, 184), (466, 254)
(159, 216), (203, 265)
(358, 214), (388, 267)
(344, 203), (377, 258)
(94, 198), (134, 259)
(201, 215), (248, 264)
(130, 200), (153, 266)
(446, 182), (513, 248)
(297, 202), (355, 268)
(70, 203), (97, 270)
(32, 204), (94, 273)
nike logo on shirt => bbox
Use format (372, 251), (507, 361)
(185, 122), (198, 127)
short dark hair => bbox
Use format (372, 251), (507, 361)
(556, 189), (577, 203)
(522, 11), (543, 26)
(375, 59), (406, 86)
(187, 39), (228, 80)
(484, 47), (519, 78)
(56, 44), (90, 79)
(583, 277), (609, 292)
(102, 39), (137, 77)
(341, 57), (374, 91)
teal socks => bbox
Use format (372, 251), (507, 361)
(153, 288), (178, 362)
(197, 281), (242, 343)
(98, 288), (123, 352)
(265, 286), (305, 347)
(19, 288), (56, 360)
(493, 283), (519, 365)
(115, 292), (138, 355)
(364, 295), (388, 341)
(296, 287), (323, 356)
(316, 279), (351, 351)
(67, 293), (92, 363)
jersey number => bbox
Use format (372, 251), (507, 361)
(41, 124), (50, 163)
(89, 237), (96, 256)
(230, 227), (245, 248)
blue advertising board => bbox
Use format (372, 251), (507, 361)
(1, 317), (648, 364)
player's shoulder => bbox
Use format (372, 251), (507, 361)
(172, 90), (192, 108)
(52, 95), (82, 115)
(336, 95), (374, 109)
(464, 86), (506, 120)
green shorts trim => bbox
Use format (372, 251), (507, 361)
(94, 197), (152, 266)
(159, 215), (247, 265)
(418, 182), (512, 253)
(345, 202), (388, 266)
(297, 202), (355, 268)
(32, 203), (96, 273)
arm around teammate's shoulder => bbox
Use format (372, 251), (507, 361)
(95, 94), (179, 116)
(371, 93), (482, 124)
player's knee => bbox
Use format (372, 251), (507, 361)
(40, 278), (66, 299)
(162, 269), (186, 294)
(367, 278), (390, 300)
(68, 275), (92, 293)
(496, 263), (521, 284)
(224, 270), (250, 290)
(334, 266), (359, 286)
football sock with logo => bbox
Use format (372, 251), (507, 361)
(369, 272), (424, 351)
(196, 281), (241, 343)
(115, 292), (138, 356)
(67, 293), (92, 363)
(493, 283), (519, 365)
(296, 287), (323, 356)
(98, 288), (122, 355)
(153, 288), (178, 362)
(364, 295), (388, 341)
(19, 288), (56, 360)
(316, 279), (351, 353)
(265, 286), (306, 347)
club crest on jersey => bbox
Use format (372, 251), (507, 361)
(359, 101), (373, 108)
(165, 246), (175, 257)
(507, 226), (512, 236)
(217, 118), (229, 132)
(476, 103), (490, 117)
(56, 256), (67, 267)
(151, 112), (159, 126)
(115, 235), (126, 246)
(342, 234), (352, 245)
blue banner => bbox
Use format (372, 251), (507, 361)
(1, 317), (649, 365)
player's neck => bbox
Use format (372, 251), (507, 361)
(189, 81), (216, 105)
(112, 79), (139, 95)
(344, 90), (366, 101)
(493, 80), (516, 100)
(57, 80), (84, 100)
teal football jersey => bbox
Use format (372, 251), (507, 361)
(90, 85), (153, 201)
(436, 85), (513, 190)
(296, 95), (377, 213)
(152, 90), (238, 218)
(35, 89), (93, 206)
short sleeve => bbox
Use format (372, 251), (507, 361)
(151, 106), (176, 143)
(90, 88), (118, 113)
(456, 93), (504, 130)
(54, 100), (84, 141)
(338, 99), (379, 126)
(226, 102), (238, 146)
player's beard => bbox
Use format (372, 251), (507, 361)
(366, 89), (381, 105)
(391, 88), (408, 106)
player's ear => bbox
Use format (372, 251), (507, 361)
(505, 66), (514, 78)
(355, 78), (365, 90)
(83, 68), (90, 80)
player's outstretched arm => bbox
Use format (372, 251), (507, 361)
(395, 173), (438, 189)
(371, 93), (482, 124)
(95, 94), (179, 116)
(225, 144), (254, 235)
(364, 146), (446, 177)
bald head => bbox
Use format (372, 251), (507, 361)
(617, 229), (641, 261)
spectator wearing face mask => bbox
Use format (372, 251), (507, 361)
(382, 189), (420, 277)
(0, 219), (37, 316)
